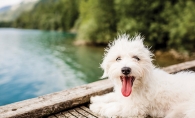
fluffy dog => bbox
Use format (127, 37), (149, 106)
(89, 34), (195, 118)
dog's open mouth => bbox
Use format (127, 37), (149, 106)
(120, 76), (135, 97)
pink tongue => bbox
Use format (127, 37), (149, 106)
(121, 77), (132, 97)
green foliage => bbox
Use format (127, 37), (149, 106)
(113, 0), (195, 51)
(4, 0), (195, 51)
(0, 22), (12, 27)
(162, 1), (195, 51)
(13, 0), (79, 31)
(76, 0), (116, 44)
(115, 0), (169, 49)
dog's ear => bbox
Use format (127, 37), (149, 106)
(100, 61), (108, 79)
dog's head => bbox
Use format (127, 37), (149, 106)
(101, 34), (154, 97)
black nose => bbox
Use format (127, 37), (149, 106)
(121, 67), (131, 75)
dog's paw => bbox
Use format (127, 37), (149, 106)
(89, 103), (102, 115)
(90, 102), (146, 118)
(90, 96), (102, 103)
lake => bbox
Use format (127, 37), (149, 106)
(0, 28), (185, 106)
(0, 28), (105, 106)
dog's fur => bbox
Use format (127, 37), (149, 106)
(89, 34), (195, 118)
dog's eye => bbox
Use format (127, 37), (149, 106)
(133, 56), (140, 61)
(116, 57), (121, 61)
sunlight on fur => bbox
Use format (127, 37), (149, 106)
(90, 34), (195, 118)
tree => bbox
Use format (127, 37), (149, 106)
(76, 0), (116, 45)
(13, 0), (79, 31)
(162, 1), (195, 51)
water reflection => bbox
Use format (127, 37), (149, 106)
(0, 28), (103, 105)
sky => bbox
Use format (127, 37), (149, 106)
(0, 0), (38, 9)
(0, 0), (23, 8)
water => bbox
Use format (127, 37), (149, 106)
(0, 28), (104, 106)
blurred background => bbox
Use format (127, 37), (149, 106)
(0, 0), (195, 106)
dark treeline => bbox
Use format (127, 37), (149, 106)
(0, 22), (12, 27)
(1, 0), (195, 52)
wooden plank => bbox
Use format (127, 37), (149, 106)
(75, 107), (97, 118)
(80, 106), (105, 118)
(49, 106), (103, 118)
(0, 79), (113, 118)
(0, 60), (195, 118)
(163, 60), (195, 73)
(55, 112), (66, 118)
(47, 115), (57, 118)
(68, 109), (86, 118)
(61, 111), (76, 118)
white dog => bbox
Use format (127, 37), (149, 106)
(89, 34), (195, 118)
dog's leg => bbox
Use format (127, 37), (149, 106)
(90, 101), (147, 118)
(90, 101), (121, 117)
(91, 92), (117, 103)
(90, 93), (147, 118)
(90, 92), (120, 117)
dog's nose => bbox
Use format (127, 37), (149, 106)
(121, 67), (131, 75)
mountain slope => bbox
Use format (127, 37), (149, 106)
(0, 1), (39, 22)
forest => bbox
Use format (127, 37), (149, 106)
(1, 0), (195, 52)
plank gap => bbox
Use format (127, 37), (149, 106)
(61, 111), (76, 118)
(75, 107), (96, 118)
(80, 106), (100, 118)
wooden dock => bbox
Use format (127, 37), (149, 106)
(1, 60), (195, 118)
